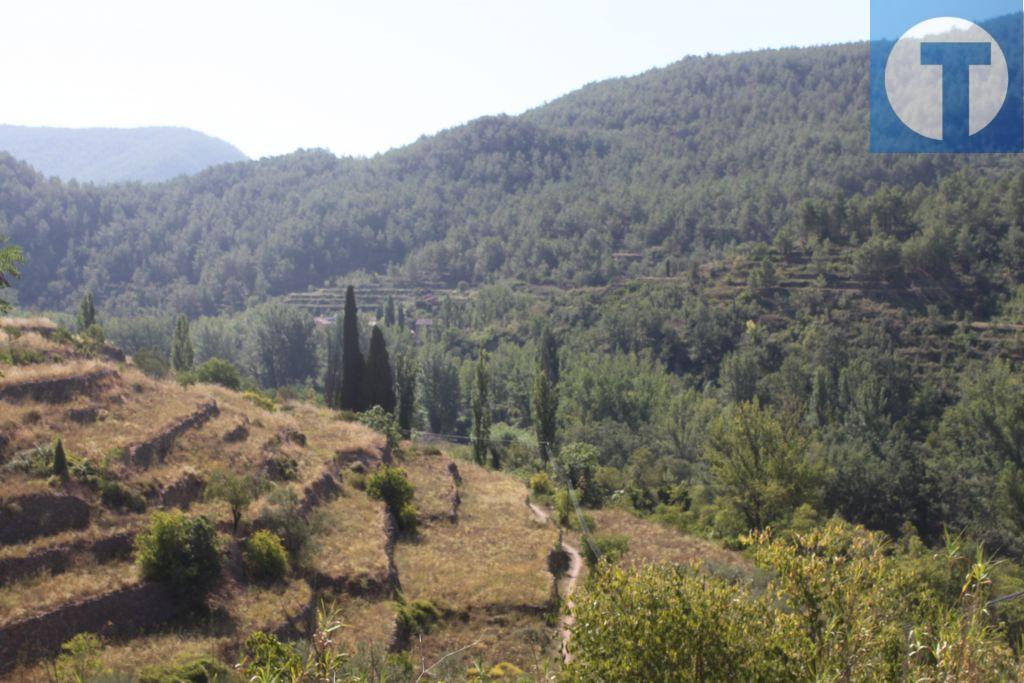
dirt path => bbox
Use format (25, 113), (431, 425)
(526, 500), (583, 664)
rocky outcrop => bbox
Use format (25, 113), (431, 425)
(222, 417), (249, 443)
(0, 531), (134, 587)
(0, 369), (118, 403)
(383, 510), (402, 594)
(0, 582), (182, 672)
(0, 494), (90, 546)
(123, 400), (219, 467)
(159, 471), (206, 509)
(66, 406), (101, 424)
(305, 569), (391, 598)
(297, 470), (342, 516)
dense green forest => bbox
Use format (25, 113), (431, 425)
(7, 41), (1024, 317)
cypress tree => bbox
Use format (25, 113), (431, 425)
(77, 292), (96, 331)
(539, 327), (560, 384)
(340, 286), (366, 411)
(471, 350), (492, 467)
(385, 296), (396, 327)
(532, 369), (558, 464)
(52, 438), (69, 479)
(376, 302), (384, 321)
(323, 317), (343, 409)
(364, 326), (396, 413)
(395, 352), (417, 436)
(397, 305), (406, 330)
(170, 314), (195, 372)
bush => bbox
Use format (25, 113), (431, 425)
(257, 489), (314, 564)
(530, 472), (554, 496)
(397, 503), (419, 535)
(175, 371), (197, 387)
(243, 530), (290, 583)
(243, 390), (276, 412)
(195, 358), (242, 390)
(358, 405), (402, 449)
(367, 467), (417, 532)
(582, 534), (630, 570)
(100, 480), (147, 513)
(135, 511), (222, 593)
(138, 655), (232, 683)
(55, 633), (103, 683)
(134, 348), (170, 379)
(395, 597), (442, 635)
(241, 631), (302, 678)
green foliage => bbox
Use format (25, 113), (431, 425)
(243, 303), (316, 389)
(581, 534), (629, 570)
(135, 511), (221, 594)
(241, 631), (302, 679)
(256, 488), (313, 565)
(242, 390), (276, 412)
(205, 470), (264, 534)
(76, 292), (96, 332)
(340, 286), (366, 411)
(555, 443), (604, 507)
(137, 655), (232, 683)
(706, 401), (824, 533)
(566, 521), (1022, 681)
(394, 351), (418, 436)
(134, 347), (170, 379)
(54, 632), (103, 683)
(359, 405), (402, 450)
(0, 236), (22, 314)
(363, 325), (396, 413)
(394, 597), (442, 635)
(100, 480), (147, 513)
(471, 349), (492, 466)
(366, 466), (417, 532)
(532, 369), (558, 464)
(194, 357), (241, 390)
(242, 530), (290, 583)
(529, 472), (554, 496)
(170, 314), (194, 373)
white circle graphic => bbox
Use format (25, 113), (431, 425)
(885, 17), (1008, 140)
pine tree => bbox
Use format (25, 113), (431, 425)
(471, 350), (492, 467)
(395, 352), (418, 436)
(170, 314), (195, 372)
(533, 369), (558, 464)
(52, 438), (69, 479)
(340, 286), (366, 412)
(364, 326), (396, 413)
(77, 292), (96, 331)
(539, 327), (560, 384)
(323, 317), (343, 409)
(385, 296), (396, 327)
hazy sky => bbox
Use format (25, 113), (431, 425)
(1, 1), (867, 159)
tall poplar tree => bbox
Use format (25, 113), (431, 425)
(533, 329), (560, 464)
(170, 314), (194, 372)
(323, 317), (343, 409)
(471, 350), (492, 467)
(395, 351), (418, 436)
(340, 286), (366, 411)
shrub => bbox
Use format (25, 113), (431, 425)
(135, 511), (222, 593)
(367, 466), (417, 532)
(139, 655), (232, 683)
(395, 597), (442, 635)
(195, 358), (242, 390)
(530, 472), (554, 496)
(205, 470), (265, 534)
(134, 348), (170, 379)
(359, 405), (402, 449)
(55, 633), (103, 683)
(397, 503), (419, 535)
(582, 534), (630, 570)
(175, 371), (197, 387)
(243, 390), (276, 412)
(241, 631), (302, 678)
(257, 489), (314, 564)
(100, 480), (147, 513)
(243, 530), (290, 583)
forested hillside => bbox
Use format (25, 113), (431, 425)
(0, 126), (248, 185)
(6, 41), (1022, 317)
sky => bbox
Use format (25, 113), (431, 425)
(0, 1), (868, 159)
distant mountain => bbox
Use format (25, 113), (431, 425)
(0, 125), (248, 183)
